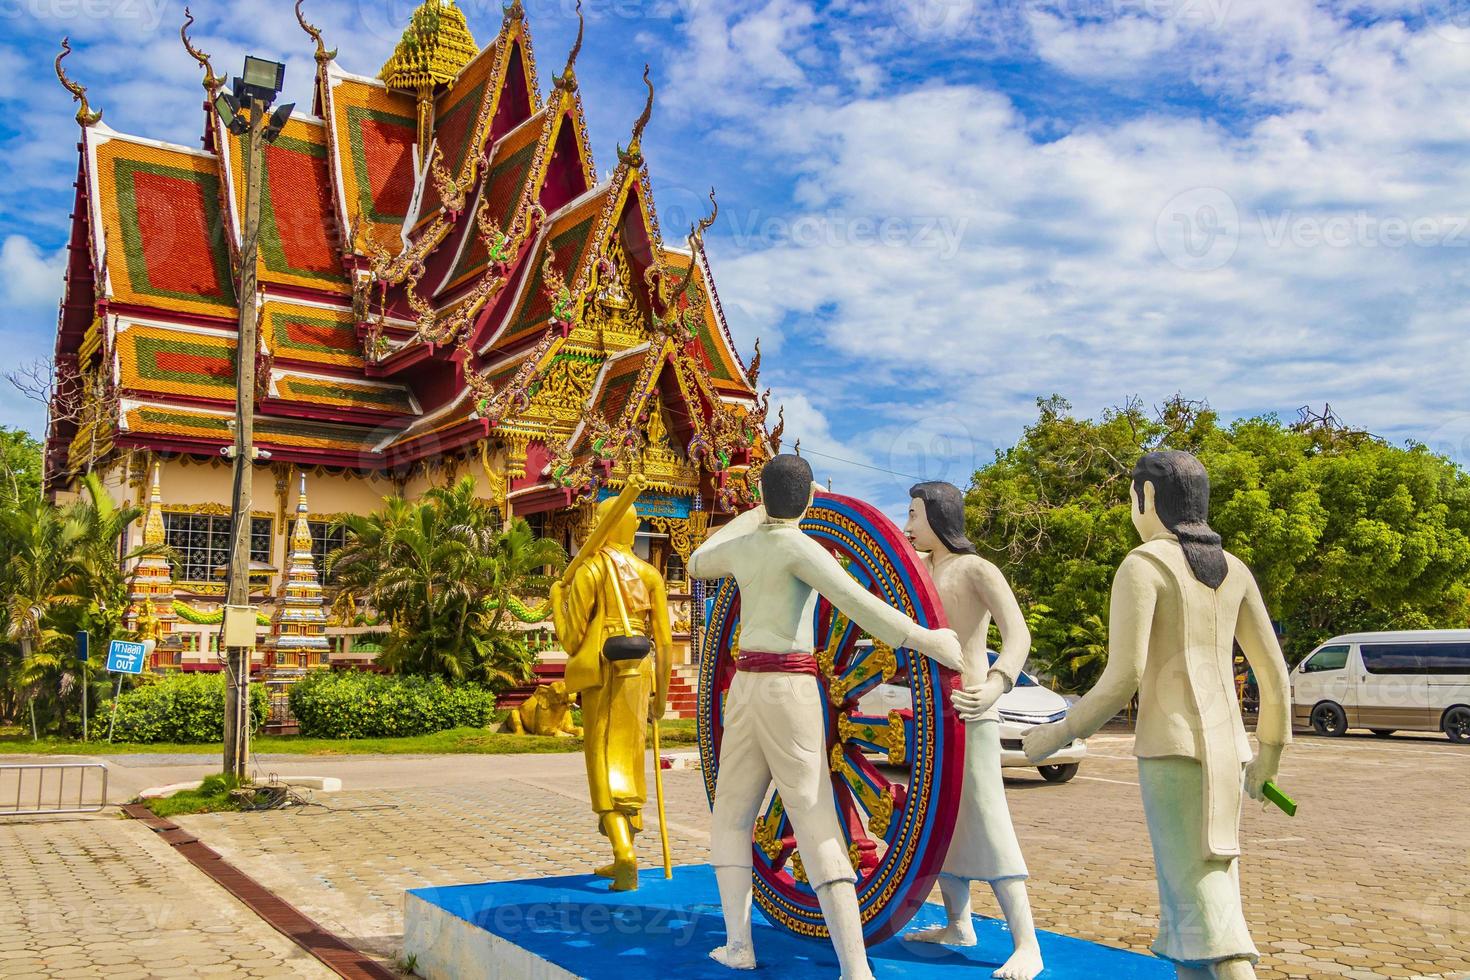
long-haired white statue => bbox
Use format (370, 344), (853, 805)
(900, 481), (1045, 980)
(1023, 450), (1293, 980)
(689, 454), (964, 980)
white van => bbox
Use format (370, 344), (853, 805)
(1290, 630), (1470, 743)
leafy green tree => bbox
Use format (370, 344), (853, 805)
(968, 397), (1470, 689)
(0, 426), (42, 508)
(327, 476), (566, 689)
(0, 473), (166, 730)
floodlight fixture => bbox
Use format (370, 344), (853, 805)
(264, 102), (295, 143)
(213, 91), (247, 135)
(237, 55), (285, 106)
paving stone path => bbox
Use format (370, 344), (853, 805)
(0, 814), (330, 979)
(2, 731), (1466, 979)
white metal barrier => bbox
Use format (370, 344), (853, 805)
(0, 763), (109, 816)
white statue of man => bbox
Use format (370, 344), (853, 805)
(689, 454), (964, 980)
(900, 481), (1044, 980)
(1023, 450), (1292, 980)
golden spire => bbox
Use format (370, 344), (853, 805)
(292, 471), (312, 552)
(381, 0), (479, 91)
(180, 8), (223, 94)
(295, 0), (337, 65)
(144, 463), (165, 547)
(616, 65), (654, 169)
(54, 38), (102, 126)
(381, 0), (480, 155)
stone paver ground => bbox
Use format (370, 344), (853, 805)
(161, 731), (1470, 980)
(0, 814), (331, 979)
(3, 729), (1465, 978)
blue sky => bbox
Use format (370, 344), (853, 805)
(5, 0), (1470, 518)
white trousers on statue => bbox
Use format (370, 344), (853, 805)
(710, 671), (857, 889)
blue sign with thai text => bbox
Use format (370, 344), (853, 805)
(597, 488), (693, 520)
(105, 640), (148, 675)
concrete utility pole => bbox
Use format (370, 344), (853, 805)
(223, 93), (266, 781)
(215, 55), (290, 781)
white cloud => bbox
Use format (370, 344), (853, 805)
(653, 3), (1470, 518)
(0, 236), (66, 310)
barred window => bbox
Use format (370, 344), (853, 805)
(307, 521), (348, 583)
(164, 513), (272, 583)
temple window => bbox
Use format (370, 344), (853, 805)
(664, 552), (686, 586)
(163, 513), (272, 584)
(307, 521), (348, 583)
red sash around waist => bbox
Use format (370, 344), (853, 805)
(736, 651), (820, 675)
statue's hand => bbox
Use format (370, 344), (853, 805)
(950, 675), (1005, 723)
(648, 693), (667, 722)
(1244, 742), (1283, 802)
(1022, 721), (1073, 763)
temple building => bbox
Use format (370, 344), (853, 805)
(45, 0), (778, 717)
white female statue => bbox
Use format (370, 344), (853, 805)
(900, 481), (1044, 980)
(1023, 450), (1292, 980)
(689, 454), (964, 980)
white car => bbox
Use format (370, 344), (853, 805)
(854, 651), (1088, 783)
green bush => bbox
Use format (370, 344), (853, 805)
(288, 671), (496, 739)
(106, 673), (268, 744)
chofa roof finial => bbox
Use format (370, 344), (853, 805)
(180, 8), (223, 94)
(55, 38), (102, 126)
(295, 0), (338, 64)
(553, 0), (584, 92)
(666, 188), (718, 301)
(616, 65), (655, 168)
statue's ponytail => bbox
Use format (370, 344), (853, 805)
(1133, 451), (1227, 589)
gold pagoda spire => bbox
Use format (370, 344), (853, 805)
(127, 463), (177, 664)
(265, 471), (329, 682)
(381, 0), (480, 150)
(144, 463), (165, 545)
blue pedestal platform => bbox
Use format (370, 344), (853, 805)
(403, 864), (1172, 979)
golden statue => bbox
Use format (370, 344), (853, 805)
(550, 477), (673, 891)
(501, 680), (582, 737)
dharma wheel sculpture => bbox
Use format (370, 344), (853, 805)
(697, 492), (964, 945)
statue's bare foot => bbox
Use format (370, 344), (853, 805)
(593, 862), (616, 879)
(993, 944), (1043, 980)
(609, 860), (639, 892)
(903, 922), (977, 947)
(708, 944), (756, 970)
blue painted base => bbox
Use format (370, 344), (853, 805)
(406, 864), (1172, 978)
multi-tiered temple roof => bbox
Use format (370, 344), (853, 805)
(48, 0), (778, 512)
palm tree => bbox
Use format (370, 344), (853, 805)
(0, 474), (168, 732)
(327, 477), (566, 689)
(1037, 613), (1110, 694)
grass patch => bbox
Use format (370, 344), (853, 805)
(144, 773), (248, 818)
(0, 719), (699, 757)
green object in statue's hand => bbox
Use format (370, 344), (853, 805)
(1262, 780), (1296, 817)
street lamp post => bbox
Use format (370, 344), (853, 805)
(214, 57), (292, 780)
